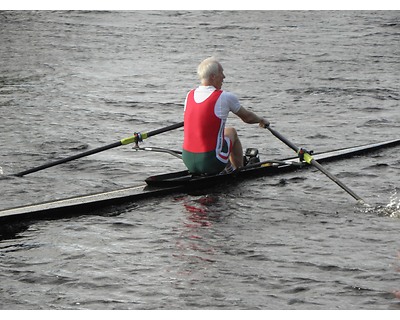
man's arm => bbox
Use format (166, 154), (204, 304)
(235, 106), (270, 127)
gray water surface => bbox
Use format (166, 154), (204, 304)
(0, 11), (399, 309)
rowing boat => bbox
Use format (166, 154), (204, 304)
(146, 139), (400, 188)
(1, 138), (399, 228)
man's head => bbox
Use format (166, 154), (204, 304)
(197, 57), (225, 89)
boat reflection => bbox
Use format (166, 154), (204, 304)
(172, 194), (225, 265)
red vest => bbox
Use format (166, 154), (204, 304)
(183, 89), (224, 153)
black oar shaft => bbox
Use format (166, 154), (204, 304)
(265, 125), (365, 203)
(146, 121), (184, 138)
(14, 141), (122, 177)
(14, 122), (184, 177)
(308, 158), (364, 202)
(266, 126), (300, 153)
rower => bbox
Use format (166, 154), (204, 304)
(182, 57), (270, 175)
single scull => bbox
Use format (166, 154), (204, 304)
(1, 138), (399, 226)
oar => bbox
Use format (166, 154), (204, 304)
(14, 121), (184, 177)
(264, 125), (365, 204)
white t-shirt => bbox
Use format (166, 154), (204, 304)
(184, 86), (241, 120)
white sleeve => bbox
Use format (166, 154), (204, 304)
(220, 91), (241, 116)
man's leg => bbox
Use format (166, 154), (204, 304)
(224, 127), (243, 168)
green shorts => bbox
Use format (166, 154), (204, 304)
(182, 140), (231, 175)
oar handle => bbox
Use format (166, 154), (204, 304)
(265, 125), (299, 153)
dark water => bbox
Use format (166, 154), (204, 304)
(0, 11), (399, 309)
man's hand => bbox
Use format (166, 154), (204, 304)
(259, 118), (270, 128)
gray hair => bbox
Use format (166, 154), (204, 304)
(197, 57), (221, 81)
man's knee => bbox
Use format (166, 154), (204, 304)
(224, 127), (238, 141)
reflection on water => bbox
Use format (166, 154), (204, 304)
(173, 195), (223, 266)
(394, 252), (400, 300)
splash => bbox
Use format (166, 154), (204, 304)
(365, 190), (400, 218)
(383, 192), (400, 218)
(0, 166), (3, 175)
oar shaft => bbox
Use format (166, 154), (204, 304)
(147, 121), (184, 138)
(309, 158), (364, 202)
(266, 126), (299, 153)
(14, 122), (184, 177)
(14, 141), (122, 177)
(265, 125), (365, 203)
(120, 122), (184, 145)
